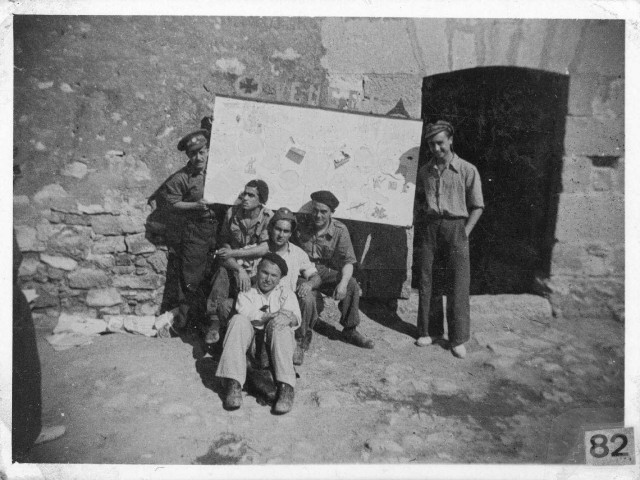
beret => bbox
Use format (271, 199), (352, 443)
(270, 207), (297, 231)
(260, 252), (289, 278)
(424, 120), (454, 140)
(177, 129), (210, 153)
(310, 190), (339, 211)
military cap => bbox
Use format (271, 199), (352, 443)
(177, 129), (210, 153)
(260, 252), (289, 278)
(270, 207), (297, 231)
(424, 120), (454, 140)
(310, 190), (339, 211)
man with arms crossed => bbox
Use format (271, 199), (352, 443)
(415, 120), (484, 359)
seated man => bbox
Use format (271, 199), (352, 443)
(267, 207), (322, 366)
(205, 179), (273, 344)
(216, 253), (300, 414)
(295, 190), (374, 349)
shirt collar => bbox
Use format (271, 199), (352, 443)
(320, 219), (336, 239)
(427, 153), (460, 173)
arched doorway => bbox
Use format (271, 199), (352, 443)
(415, 66), (569, 294)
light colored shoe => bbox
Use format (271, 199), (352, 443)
(451, 344), (467, 358)
(415, 336), (441, 347)
(34, 425), (66, 445)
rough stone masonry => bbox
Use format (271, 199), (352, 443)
(13, 17), (624, 322)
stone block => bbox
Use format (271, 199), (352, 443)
(516, 20), (548, 69)
(60, 161), (88, 179)
(485, 19), (519, 66)
(47, 226), (93, 259)
(18, 256), (41, 277)
(15, 225), (46, 252)
(67, 268), (110, 289)
(591, 167), (614, 192)
(547, 275), (623, 320)
(112, 274), (163, 290)
(546, 19), (583, 74)
(92, 215), (123, 236)
(591, 78), (624, 122)
(574, 20), (624, 76)
(92, 236), (126, 254)
(554, 193), (624, 244)
(550, 243), (585, 275)
(125, 233), (156, 254)
(63, 213), (91, 226)
(119, 215), (146, 234)
(77, 203), (105, 214)
(145, 251), (168, 274)
(412, 18), (448, 75)
(115, 253), (133, 265)
(452, 31), (477, 71)
(33, 183), (69, 204)
(32, 288), (59, 309)
(561, 156), (591, 193)
(86, 253), (116, 269)
(320, 18), (420, 75)
(564, 116), (623, 157)
(40, 254), (78, 271)
(112, 266), (136, 275)
(86, 287), (123, 307)
(47, 267), (66, 280)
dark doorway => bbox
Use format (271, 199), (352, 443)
(414, 67), (568, 294)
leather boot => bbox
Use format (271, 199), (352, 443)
(223, 378), (242, 410)
(203, 315), (221, 344)
(342, 327), (374, 349)
(274, 382), (294, 414)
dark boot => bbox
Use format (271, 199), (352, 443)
(203, 315), (221, 344)
(292, 338), (304, 366)
(222, 378), (242, 410)
(273, 382), (294, 414)
(342, 327), (374, 349)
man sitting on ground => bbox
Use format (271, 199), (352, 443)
(295, 190), (374, 350)
(216, 253), (300, 414)
(205, 179), (273, 344)
(268, 207), (322, 366)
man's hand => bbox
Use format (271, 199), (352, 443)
(296, 281), (313, 298)
(217, 247), (234, 260)
(333, 282), (348, 301)
(195, 199), (209, 211)
(235, 269), (251, 292)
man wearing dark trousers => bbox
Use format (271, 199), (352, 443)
(160, 130), (217, 338)
(295, 191), (374, 350)
(415, 120), (484, 359)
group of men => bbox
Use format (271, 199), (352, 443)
(158, 118), (483, 415)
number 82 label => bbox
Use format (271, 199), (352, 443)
(585, 427), (635, 465)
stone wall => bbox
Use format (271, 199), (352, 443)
(13, 17), (624, 321)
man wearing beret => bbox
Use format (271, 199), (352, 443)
(295, 190), (374, 349)
(205, 179), (273, 344)
(160, 129), (217, 335)
(216, 253), (300, 414)
(415, 120), (484, 359)
(268, 207), (322, 365)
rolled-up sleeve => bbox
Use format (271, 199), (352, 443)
(162, 174), (187, 207)
(465, 165), (484, 210)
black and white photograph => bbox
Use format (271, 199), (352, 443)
(3, 1), (638, 478)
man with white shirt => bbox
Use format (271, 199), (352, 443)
(267, 207), (322, 366)
(216, 253), (300, 414)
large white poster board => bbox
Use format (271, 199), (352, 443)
(204, 96), (423, 226)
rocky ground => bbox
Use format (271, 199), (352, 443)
(25, 293), (623, 465)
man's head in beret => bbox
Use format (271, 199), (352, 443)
(310, 190), (339, 231)
(269, 207), (297, 249)
(257, 253), (288, 294)
(178, 129), (210, 173)
(424, 120), (455, 162)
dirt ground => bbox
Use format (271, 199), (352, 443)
(24, 293), (623, 465)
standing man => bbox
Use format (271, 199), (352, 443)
(268, 207), (322, 365)
(159, 129), (217, 336)
(295, 191), (374, 350)
(206, 180), (273, 344)
(216, 253), (300, 414)
(415, 120), (484, 359)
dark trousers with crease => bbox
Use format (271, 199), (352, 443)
(417, 218), (471, 347)
(300, 264), (361, 332)
(177, 218), (216, 326)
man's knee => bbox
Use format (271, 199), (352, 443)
(227, 314), (251, 332)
